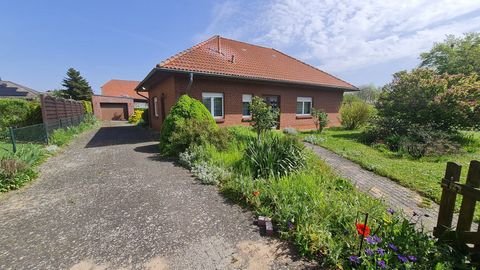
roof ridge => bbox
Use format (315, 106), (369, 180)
(2, 81), (41, 94)
(218, 36), (275, 51)
(158, 35), (220, 67)
(271, 48), (358, 90)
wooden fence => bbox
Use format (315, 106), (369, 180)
(39, 94), (85, 133)
(434, 160), (480, 263)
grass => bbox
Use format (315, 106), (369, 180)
(302, 128), (480, 214)
(1, 115), (99, 192)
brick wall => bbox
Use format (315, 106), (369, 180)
(147, 76), (176, 130)
(148, 74), (344, 131)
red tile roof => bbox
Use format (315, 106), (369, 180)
(101, 79), (146, 100)
(156, 36), (356, 90)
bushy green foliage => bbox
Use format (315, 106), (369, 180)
(351, 84), (382, 104)
(81, 100), (93, 114)
(141, 108), (149, 124)
(245, 133), (306, 179)
(128, 109), (144, 124)
(159, 95), (217, 156)
(250, 96), (279, 136)
(0, 99), (42, 129)
(312, 108), (329, 133)
(0, 144), (46, 192)
(340, 99), (372, 130)
(420, 32), (480, 76)
(49, 114), (98, 146)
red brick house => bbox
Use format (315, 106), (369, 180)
(136, 36), (357, 131)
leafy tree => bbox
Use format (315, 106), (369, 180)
(420, 33), (480, 76)
(61, 68), (94, 100)
(351, 84), (381, 104)
(339, 99), (372, 130)
(377, 68), (480, 133)
(311, 108), (329, 133)
(250, 96), (279, 137)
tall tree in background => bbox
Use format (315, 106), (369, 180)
(351, 84), (381, 104)
(61, 68), (94, 100)
(420, 32), (480, 76)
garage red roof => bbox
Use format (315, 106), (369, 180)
(101, 80), (146, 100)
(156, 35), (356, 90)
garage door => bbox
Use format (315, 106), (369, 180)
(100, 103), (128, 120)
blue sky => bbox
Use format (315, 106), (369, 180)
(2, 0), (480, 93)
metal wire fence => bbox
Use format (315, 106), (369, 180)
(0, 114), (87, 153)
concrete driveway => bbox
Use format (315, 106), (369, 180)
(0, 123), (313, 270)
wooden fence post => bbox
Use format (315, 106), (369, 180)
(434, 162), (462, 237)
(457, 161), (480, 232)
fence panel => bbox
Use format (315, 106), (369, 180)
(40, 94), (85, 134)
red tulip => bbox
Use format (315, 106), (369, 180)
(253, 190), (260, 197)
(356, 223), (370, 237)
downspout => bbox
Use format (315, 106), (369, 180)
(186, 72), (194, 93)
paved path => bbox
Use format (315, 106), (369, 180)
(0, 123), (314, 270)
(306, 143), (439, 231)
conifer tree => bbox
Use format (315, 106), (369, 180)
(61, 68), (93, 100)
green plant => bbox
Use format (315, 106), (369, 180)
(250, 96), (279, 137)
(159, 95), (217, 156)
(141, 108), (149, 124)
(49, 115), (98, 146)
(81, 100), (93, 114)
(58, 68), (94, 100)
(283, 127), (298, 136)
(191, 161), (229, 185)
(0, 99), (42, 129)
(312, 108), (329, 133)
(128, 109), (144, 124)
(340, 100), (372, 130)
(245, 133), (306, 179)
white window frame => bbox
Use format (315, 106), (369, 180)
(242, 94), (252, 118)
(153, 96), (159, 117)
(296, 97), (312, 116)
(202, 92), (224, 118)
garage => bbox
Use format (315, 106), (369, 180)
(92, 95), (134, 121)
(100, 103), (128, 120)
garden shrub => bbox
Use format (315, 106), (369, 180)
(159, 95), (217, 156)
(250, 96), (279, 136)
(0, 99), (42, 129)
(141, 108), (149, 124)
(81, 100), (93, 114)
(191, 161), (230, 185)
(245, 133), (306, 179)
(283, 127), (298, 136)
(340, 99), (372, 130)
(312, 108), (329, 133)
(128, 109), (144, 124)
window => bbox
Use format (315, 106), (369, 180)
(153, 97), (159, 117)
(242, 94), (252, 117)
(202, 92), (224, 118)
(296, 97), (312, 115)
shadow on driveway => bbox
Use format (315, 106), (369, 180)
(85, 125), (155, 148)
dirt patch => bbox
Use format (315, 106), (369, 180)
(231, 240), (291, 270)
(144, 256), (169, 270)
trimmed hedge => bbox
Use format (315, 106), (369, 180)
(159, 95), (216, 156)
(0, 99), (42, 129)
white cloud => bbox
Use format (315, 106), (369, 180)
(199, 0), (480, 73)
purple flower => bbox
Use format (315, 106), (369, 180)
(376, 248), (385, 255)
(365, 248), (374, 256)
(398, 255), (409, 263)
(349, 255), (361, 265)
(366, 235), (382, 245)
(287, 221), (294, 230)
(387, 208), (395, 215)
(377, 260), (387, 269)
(408, 255), (417, 262)
(373, 235), (382, 244)
(388, 243), (398, 252)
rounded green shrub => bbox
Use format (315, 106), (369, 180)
(0, 99), (42, 129)
(159, 95), (217, 156)
(339, 100), (373, 130)
(81, 100), (93, 114)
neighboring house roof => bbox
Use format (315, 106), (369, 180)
(0, 80), (41, 99)
(101, 79), (146, 100)
(138, 35), (357, 91)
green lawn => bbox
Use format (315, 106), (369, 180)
(303, 129), (480, 208)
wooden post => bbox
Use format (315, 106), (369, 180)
(457, 161), (480, 232)
(434, 162), (462, 237)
